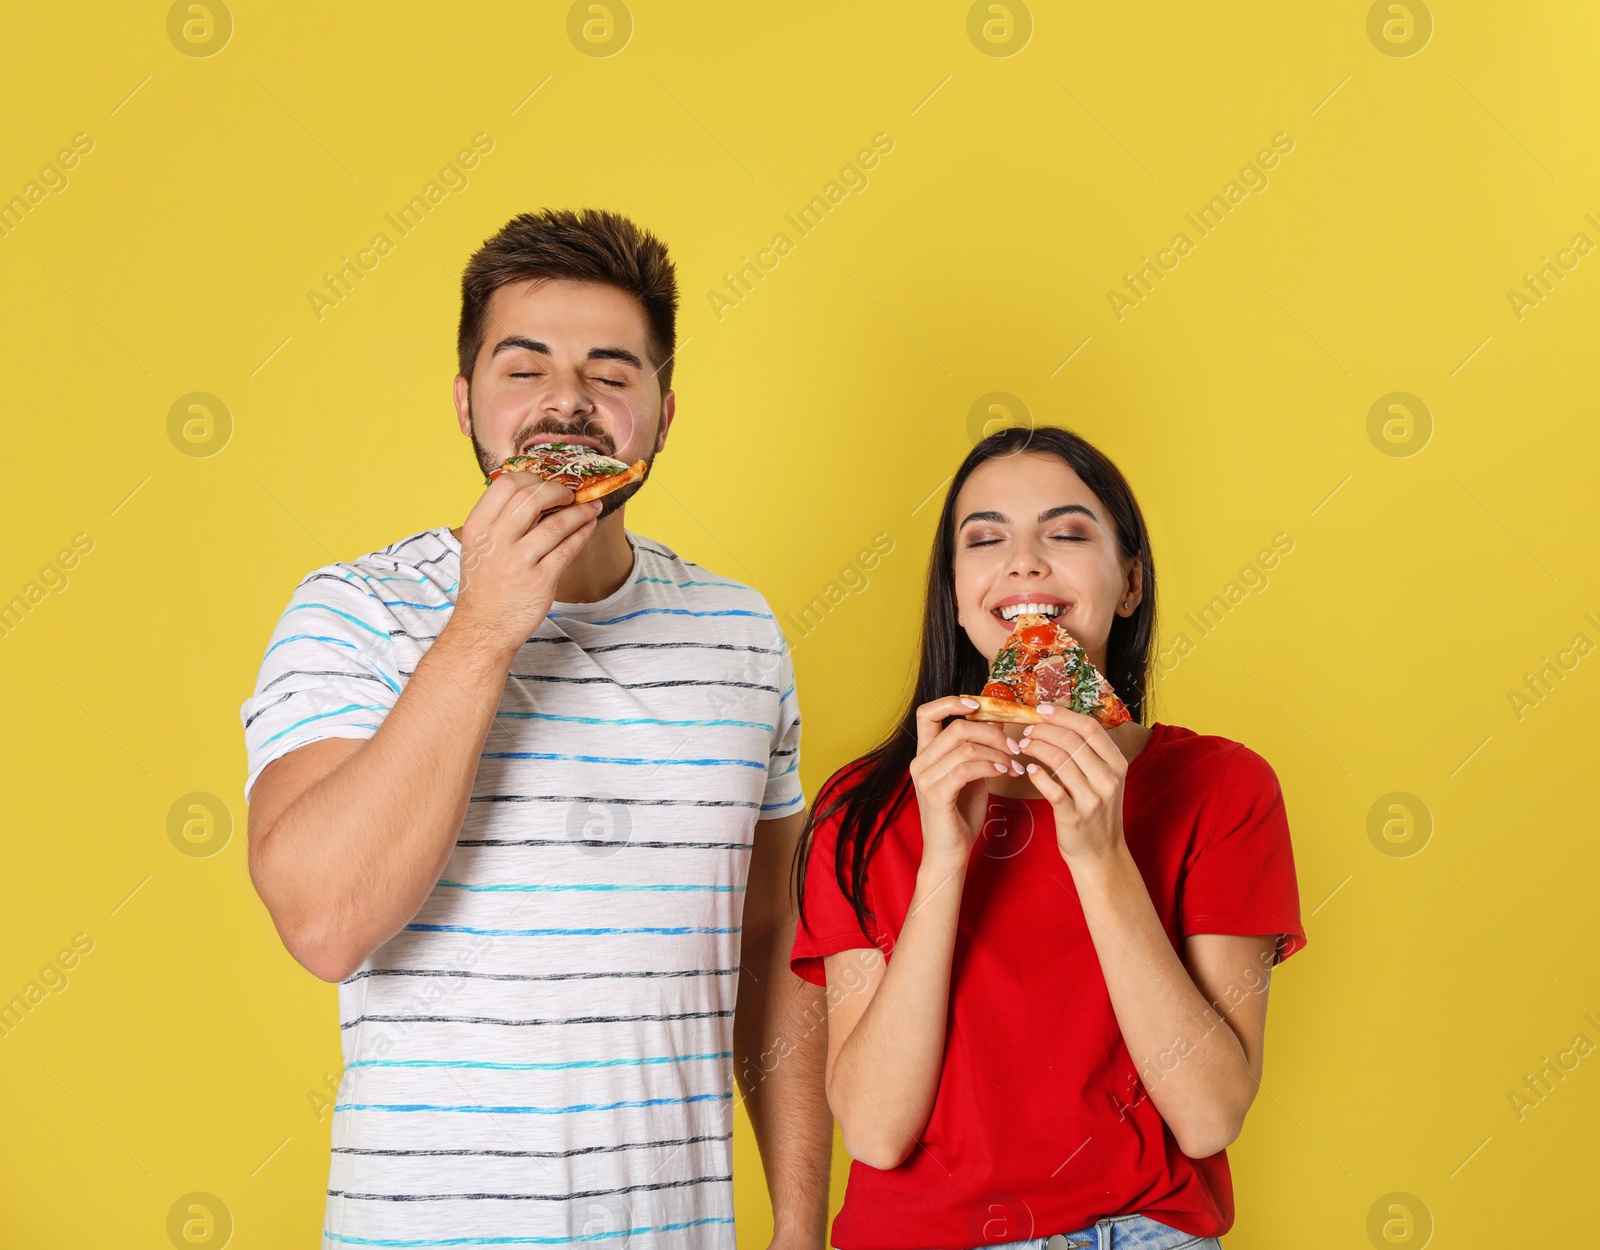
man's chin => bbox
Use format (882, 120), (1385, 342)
(595, 470), (648, 520)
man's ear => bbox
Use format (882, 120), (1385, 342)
(654, 389), (676, 453)
(452, 374), (472, 436)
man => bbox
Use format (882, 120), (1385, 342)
(240, 209), (831, 1249)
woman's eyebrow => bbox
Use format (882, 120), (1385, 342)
(1040, 504), (1099, 524)
(958, 509), (1006, 528)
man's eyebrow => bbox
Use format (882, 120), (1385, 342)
(489, 337), (643, 371)
(491, 336), (550, 358)
(587, 346), (643, 369)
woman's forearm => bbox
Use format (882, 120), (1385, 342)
(1070, 843), (1257, 1156)
(827, 853), (969, 1169)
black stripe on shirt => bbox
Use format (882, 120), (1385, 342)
(500, 675), (778, 692)
(327, 1174), (731, 1203)
(453, 839), (753, 851)
(520, 639), (782, 655)
(332, 1132), (729, 1160)
(468, 795), (758, 809)
(339, 1009), (733, 1031)
(243, 691), (294, 729)
(377, 532), (441, 559)
(260, 668), (396, 693)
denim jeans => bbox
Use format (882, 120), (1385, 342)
(966, 1211), (1223, 1250)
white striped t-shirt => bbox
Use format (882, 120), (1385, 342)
(239, 525), (804, 1250)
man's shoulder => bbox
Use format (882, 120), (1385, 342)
(359, 527), (458, 575)
(275, 527), (458, 635)
(627, 532), (772, 612)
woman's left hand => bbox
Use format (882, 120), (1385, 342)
(1017, 708), (1130, 865)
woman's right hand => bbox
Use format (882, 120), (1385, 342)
(909, 696), (1019, 871)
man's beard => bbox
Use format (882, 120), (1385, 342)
(470, 404), (658, 521)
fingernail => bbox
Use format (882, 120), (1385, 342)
(1026, 763), (1038, 774)
(994, 762), (1007, 772)
(960, 697), (980, 708)
(1006, 738), (1020, 753)
(1011, 761), (1024, 774)
(1038, 704), (1056, 715)
(590, 500), (603, 511)
(1021, 724), (1033, 737)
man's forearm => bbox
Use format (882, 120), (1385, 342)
(734, 920), (832, 1247)
(254, 617), (516, 977)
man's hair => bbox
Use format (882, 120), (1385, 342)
(457, 208), (680, 393)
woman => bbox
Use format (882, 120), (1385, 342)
(790, 425), (1306, 1250)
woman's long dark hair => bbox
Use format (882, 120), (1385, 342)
(794, 424), (1158, 943)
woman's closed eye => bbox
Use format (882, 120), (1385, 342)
(964, 532), (1089, 548)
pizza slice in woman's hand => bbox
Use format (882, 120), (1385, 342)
(486, 443), (649, 503)
(966, 613), (1132, 729)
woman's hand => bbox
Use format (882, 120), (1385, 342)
(909, 696), (1018, 871)
(1017, 707), (1130, 866)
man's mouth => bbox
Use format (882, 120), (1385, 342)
(990, 594), (1071, 623)
(520, 432), (610, 455)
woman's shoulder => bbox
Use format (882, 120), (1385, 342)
(810, 754), (919, 841)
(814, 755), (876, 811)
(1145, 722), (1282, 791)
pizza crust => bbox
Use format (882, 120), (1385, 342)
(493, 457), (650, 503)
(964, 695), (1043, 724)
(573, 460), (647, 503)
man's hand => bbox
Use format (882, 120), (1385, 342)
(453, 472), (602, 656)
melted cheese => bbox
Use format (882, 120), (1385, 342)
(510, 444), (630, 477)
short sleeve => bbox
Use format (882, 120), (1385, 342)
(790, 767), (880, 986)
(757, 623), (805, 821)
(1179, 745), (1307, 966)
(239, 567), (404, 803)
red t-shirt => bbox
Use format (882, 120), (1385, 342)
(790, 722), (1306, 1250)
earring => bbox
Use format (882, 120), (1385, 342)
(1122, 600), (1130, 610)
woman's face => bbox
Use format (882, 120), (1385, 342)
(951, 451), (1141, 673)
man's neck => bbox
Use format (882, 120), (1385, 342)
(450, 509), (635, 605)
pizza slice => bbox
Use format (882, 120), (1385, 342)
(966, 612), (1132, 728)
(485, 442), (649, 503)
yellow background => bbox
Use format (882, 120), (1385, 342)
(3, 1), (1597, 1246)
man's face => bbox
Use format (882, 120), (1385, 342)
(453, 278), (675, 518)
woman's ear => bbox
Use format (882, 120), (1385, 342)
(1120, 554), (1144, 615)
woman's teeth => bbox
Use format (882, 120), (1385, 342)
(997, 602), (1064, 621)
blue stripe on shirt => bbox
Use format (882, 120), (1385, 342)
(320, 1216), (736, 1247)
(547, 607), (771, 626)
(480, 751), (767, 769)
(261, 703), (389, 746)
(435, 881), (742, 894)
(264, 632), (356, 657)
(337, 1091), (730, 1115)
(495, 710), (773, 731)
(633, 576), (749, 590)
(284, 602), (392, 637)
(347, 1051), (731, 1072)
(405, 923), (742, 937)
